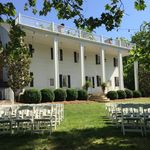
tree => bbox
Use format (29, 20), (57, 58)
(0, 0), (147, 31)
(124, 22), (150, 96)
(3, 22), (31, 100)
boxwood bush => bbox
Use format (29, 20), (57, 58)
(54, 89), (67, 101)
(41, 88), (55, 102)
(23, 89), (41, 103)
(125, 89), (133, 98)
(133, 90), (142, 98)
(107, 91), (118, 100)
(77, 89), (88, 100)
(66, 89), (78, 101)
(117, 90), (126, 99)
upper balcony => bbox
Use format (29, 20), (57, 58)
(16, 14), (135, 49)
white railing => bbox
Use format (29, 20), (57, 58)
(17, 14), (135, 49)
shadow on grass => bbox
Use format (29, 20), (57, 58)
(0, 126), (150, 150)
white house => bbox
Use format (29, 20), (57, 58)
(0, 14), (139, 100)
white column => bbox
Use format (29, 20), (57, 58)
(54, 37), (59, 89)
(118, 52), (124, 90)
(80, 43), (85, 87)
(101, 49), (106, 82)
(134, 61), (139, 90)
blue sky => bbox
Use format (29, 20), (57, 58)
(2, 0), (150, 40)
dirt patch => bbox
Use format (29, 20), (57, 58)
(0, 100), (97, 105)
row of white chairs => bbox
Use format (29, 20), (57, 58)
(0, 103), (64, 135)
(105, 103), (150, 136)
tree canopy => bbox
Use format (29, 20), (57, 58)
(0, 0), (147, 31)
(3, 22), (31, 99)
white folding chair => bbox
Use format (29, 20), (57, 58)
(34, 105), (52, 134)
(121, 104), (143, 136)
(0, 106), (12, 134)
(15, 105), (34, 134)
(143, 104), (150, 135)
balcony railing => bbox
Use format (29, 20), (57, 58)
(16, 14), (135, 49)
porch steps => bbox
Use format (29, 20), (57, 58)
(88, 94), (110, 102)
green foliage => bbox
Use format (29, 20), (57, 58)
(0, 1), (148, 31)
(3, 22), (31, 99)
(117, 90), (126, 99)
(66, 89), (78, 101)
(83, 81), (92, 91)
(77, 89), (88, 100)
(23, 89), (41, 103)
(133, 90), (142, 98)
(139, 64), (150, 97)
(125, 89), (133, 98)
(41, 88), (55, 102)
(54, 89), (67, 101)
(101, 82), (107, 93)
(107, 91), (118, 100)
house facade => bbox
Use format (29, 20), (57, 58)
(0, 14), (138, 100)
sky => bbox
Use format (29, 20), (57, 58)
(2, 0), (150, 40)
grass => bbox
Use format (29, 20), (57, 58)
(0, 97), (150, 150)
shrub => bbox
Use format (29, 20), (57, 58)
(54, 89), (67, 101)
(77, 89), (88, 100)
(66, 89), (78, 101)
(41, 89), (55, 102)
(106, 91), (118, 100)
(23, 89), (41, 103)
(133, 90), (142, 98)
(125, 89), (133, 98)
(117, 90), (126, 99)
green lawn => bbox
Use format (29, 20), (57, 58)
(0, 98), (150, 150)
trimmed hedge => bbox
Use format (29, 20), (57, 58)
(41, 89), (55, 102)
(125, 89), (133, 98)
(77, 89), (88, 100)
(107, 91), (118, 100)
(117, 90), (126, 99)
(54, 89), (67, 101)
(66, 89), (78, 101)
(133, 90), (142, 98)
(23, 89), (41, 103)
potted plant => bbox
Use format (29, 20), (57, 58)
(101, 82), (107, 94)
(83, 81), (92, 91)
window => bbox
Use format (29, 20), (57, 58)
(50, 78), (54, 86)
(74, 51), (79, 63)
(96, 55), (100, 64)
(30, 72), (34, 87)
(29, 44), (34, 57)
(92, 77), (95, 88)
(59, 49), (63, 61)
(96, 76), (101, 87)
(51, 48), (53, 60)
(59, 74), (71, 88)
(114, 57), (118, 67)
(115, 77), (119, 86)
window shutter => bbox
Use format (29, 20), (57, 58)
(59, 74), (63, 88)
(85, 76), (88, 81)
(51, 48), (53, 60)
(29, 44), (34, 57)
(68, 75), (71, 88)
(92, 77), (95, 88)
(74, 52), (77, 63)
(30, 72), (34, 87)
(60, 49), (63, 61)
(96, 76), (99, 87)
(96, 55), (98, 64)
